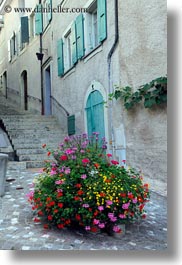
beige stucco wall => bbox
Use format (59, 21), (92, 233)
(117, 0), (167, 182)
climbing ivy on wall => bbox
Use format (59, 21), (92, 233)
(108, 76), (167, 110)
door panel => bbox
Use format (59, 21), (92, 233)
(86, 90), (105, 140)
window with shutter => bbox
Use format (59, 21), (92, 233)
(71, 22), (77, 65)
(68, 115), (75, 136)
(63, 29), (72, 72)
(35, 4), (43, 35)
(21, 16), (29, 43)
(75, 14), (85, 59)
(97, 0), (107, 43)
(57, 39), (64, 77)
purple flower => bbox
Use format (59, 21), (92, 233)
(71, 155), (77, 160)
(108, 213), (114, 219)
(122, 202), (130, 210)
(82, 204), (89, 208)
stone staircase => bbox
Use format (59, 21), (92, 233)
(0, 95), (66, 168)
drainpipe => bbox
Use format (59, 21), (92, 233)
(40, 33), (44, 115)
(107, 0), (119, 158)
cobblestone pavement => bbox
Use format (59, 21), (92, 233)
(0, 168), (167, 251)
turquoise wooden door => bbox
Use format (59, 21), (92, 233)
(86, 91), (105, 139)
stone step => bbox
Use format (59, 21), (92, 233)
(1, 114), (57, 120)
(5, 122), (60, 131)
(11, 137), (63, 145)
(7, 161), (27, 171)
(19, 153), (55, 162)
(8, 132), (63, 139)
(26, 160), (53, 168)
(13, 142), (60, 149)
(16, 148), (47, 155)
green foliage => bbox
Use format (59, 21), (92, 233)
(109, 76), (167, 110)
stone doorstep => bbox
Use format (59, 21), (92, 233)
(9, 133), (63, 139)
(7, 161), (27, 171)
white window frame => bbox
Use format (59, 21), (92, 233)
(84, 0), (99, 54)
(29, 12), (36, 41)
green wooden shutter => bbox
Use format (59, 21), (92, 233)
(97, 0), (107, 43)
(21, 16), (29, 43)
(35, 4), (43, 35)
(47, 0), (52, 22)
(75, 14), (85, 59)
(71, 22), (77, 64)
(57, 39), (64, 76)
(68, 115), (75, 136)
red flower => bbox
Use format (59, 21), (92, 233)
(65, 219), (71, 225)
(42, 144), (46, 148)
(75, 183), (82, 188)
(91, 226), (98, 233)
(111, 160), (119, 165)
(128, 193), (134, 199)
(60, 155), (68, 161)
(34, 217), (40, 223)
(57, 223), (64, 229)
(107, 153), (112, 157)
(38, 210), (43, 216)
(100, 192), (106, 197)
(74, 196), (80, 201)
(94, 163), (100, 169)
(77, 190), (84, 195)
(58, 203), (63, 208)
(82, 158), (90, 164)
(54, 209), (59, 214)
(47, 151), (51, 157)
(48, 215), (53, 221)
(57, 192), (63, 197)
(43, 224), (49, 229)
(142, 214), (147, 219)
(75, 214), (81, 221)
(120, 193), (127, 197)
(139, 204), (145, 211)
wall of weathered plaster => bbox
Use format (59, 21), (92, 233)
(117, 0), (167, 181)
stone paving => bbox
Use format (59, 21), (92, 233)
(0, 166), (167, 251)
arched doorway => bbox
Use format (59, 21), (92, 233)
(21, 70), (28, 110)
(85, 90), (105, 140)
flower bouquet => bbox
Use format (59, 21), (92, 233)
(27, 132), (150, 235)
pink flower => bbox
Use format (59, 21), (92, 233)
(82, 158), (90, 164)
(64, 168), (71, 175)
(50, 170), (57, 176)
(106, 200), (113, 206)
(113, 225), (122, 233)
(98, 223), (105, 229)
(111, 160), (119, 165)
(98, 206), (104, 211)
(85, 226), (91, 231)
(122, 202), (130, 210)
(107, 154), (112, 157)
(81, 174), (87, 179)
(108, 213), (114, 219)
(55, 180), (64, 185)
(132, 198), (138, 204)
(65, 149), (74, 155)
(119, 214), (126, 219)
(93, 219), (100, 225)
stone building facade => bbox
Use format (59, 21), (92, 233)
(0, 0), (167, 184)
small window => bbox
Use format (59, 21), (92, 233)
(84, 1), (98, 54)
(9, 32), (17, 60)
(42, 0), (52, 30)
(29, 13), (36, 41)
(64, 30), (72, 72)
(68, 115), (75, 136)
